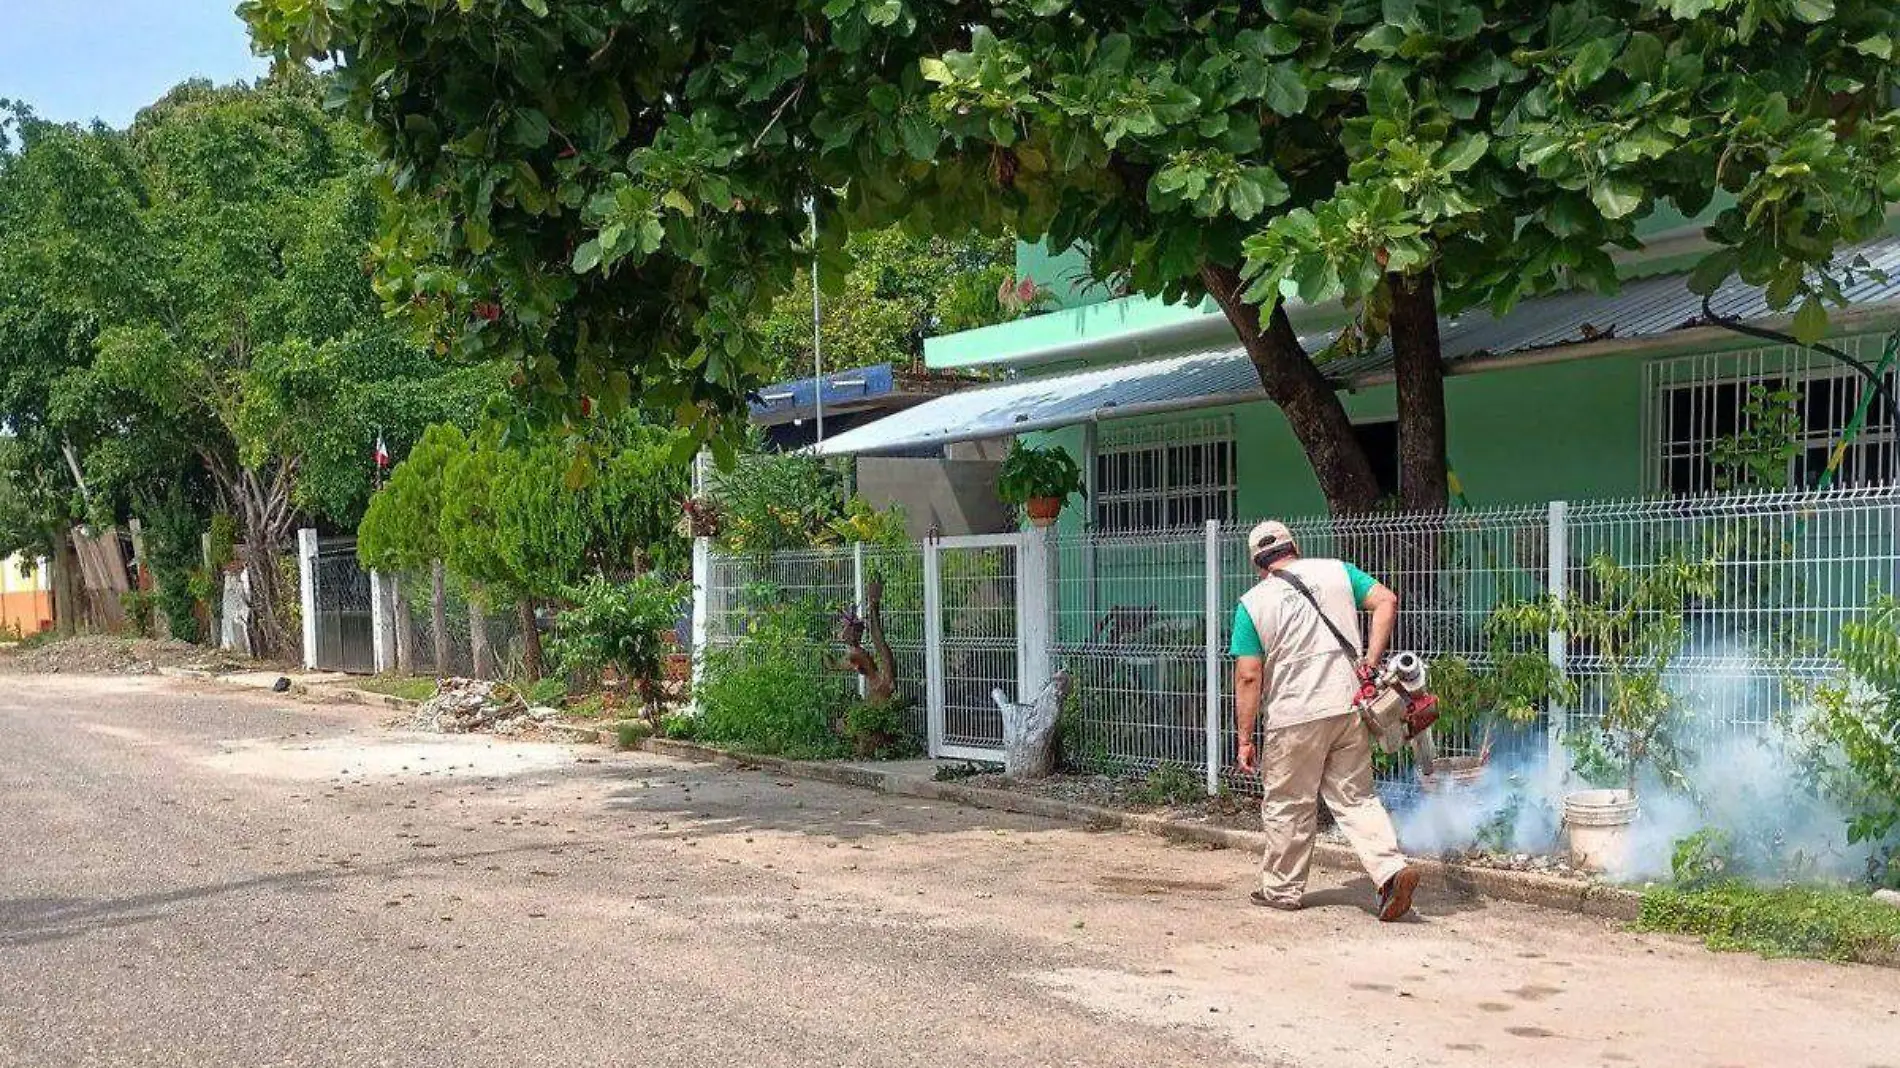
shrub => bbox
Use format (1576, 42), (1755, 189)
(119, 590), (156, 638)
(1807, 598), (1900, 887)
(695, 608), (852, 758)
(995, 440), (1083, 506)
(524, 676), (569, 708)
(615, 719), (654, 750)
(659, 710), (698, 740)
(1636, 882), (1900, 964)
(1134, 762), (1205, 806)
(551, 573), (686, 714)
(842, 700), (918, 759)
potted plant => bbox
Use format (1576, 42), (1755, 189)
(1496, 552), (1717, 873)
(996, 441), (1084, 527)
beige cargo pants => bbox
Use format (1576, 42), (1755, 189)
(1257, 711), (1407, 906)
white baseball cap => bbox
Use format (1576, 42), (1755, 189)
(1248, 520), (1296, 560)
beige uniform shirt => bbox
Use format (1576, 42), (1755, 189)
(1237, 558), (1362, 730)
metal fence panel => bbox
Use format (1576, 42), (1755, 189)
(696, 486), (1900, 798)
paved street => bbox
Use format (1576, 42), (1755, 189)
(1, 675), (1896, 1068)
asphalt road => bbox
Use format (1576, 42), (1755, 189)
(2, 674), (1896, 1068)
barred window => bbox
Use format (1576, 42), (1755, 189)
(1091, 416), (1237, 532)
(1645, 339), (1900, 494)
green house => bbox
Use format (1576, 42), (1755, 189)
(815, 223), (1900, 527)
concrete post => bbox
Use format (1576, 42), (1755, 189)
(297, 528), (319, 671)
(369, 570), (396, 674)
(1016, 527), (1053, 708)
(690, 537), (711, 692)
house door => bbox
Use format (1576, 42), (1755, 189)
(924, 533), (1026, 762)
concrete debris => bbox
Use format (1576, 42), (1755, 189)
(1874, 888), (1900, 910)
(402, 678), (553, 735)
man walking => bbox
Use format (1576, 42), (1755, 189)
(1231, 520), (1420, 920)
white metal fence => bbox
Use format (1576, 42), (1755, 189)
(694, 486), (1900, 796)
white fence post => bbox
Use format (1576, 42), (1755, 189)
(369, 570), (396, 674)
(297, 528), (319, 671)
(923, 536), (945, 757)
(690, 536), (711, 692)
(852, 541), (868, 699)
(1546, 499), (1569, 774)
(1017, 527), (1053, 710)
(1204, 519), (1222, 797)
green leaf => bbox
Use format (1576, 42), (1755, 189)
(1569, 37), (1617, 88)
(1366, 65), (1410, 120)
(521, 0), (549, 15)
(510, 108), (551, 149)
(1792, 296), (1828, 344)
(1790, 0), (1833, 22)
(1686, 248), (1737, 295)
(572, 238), (603, 274)
(1436, 133), (1490, 172)
(1849, 35), (1894, 60)
(1261, 62), (1308, 116)
(919, 57), (952, 84)
(1590, 178), (1643, 219)
(661, 190), (696, 216)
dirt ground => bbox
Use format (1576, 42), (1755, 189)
(3, 673), (1897, 1068)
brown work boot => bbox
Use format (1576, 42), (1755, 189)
(1249, 890), (1302, 911)
(1377, 866), (1421, 922)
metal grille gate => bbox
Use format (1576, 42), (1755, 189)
(925, 533), (1029, 761)
(312, 537), (375, 674)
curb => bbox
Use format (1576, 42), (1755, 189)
(634, 736), (1643, 922)
(163, 668), (424, 712)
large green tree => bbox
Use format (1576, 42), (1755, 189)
(0, 79), (500, 649)
(244, 0), (1900, 514)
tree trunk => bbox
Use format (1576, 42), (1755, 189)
(430, 560), (450, 676)
(392, 578), (415, 674)
(240, 539), (292, 661)
(999, 670), (1071, 779)
(469, 585), (494, 680)
(516, 597), (544, 681)
(1389, 267), (1450, 514)
(1201, 264), (1382, 515)
(51, 528), (81, 637)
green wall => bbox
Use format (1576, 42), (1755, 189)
(1024, 351), (1650, 524)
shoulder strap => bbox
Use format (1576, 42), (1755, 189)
(1271, 568), (1362, 660)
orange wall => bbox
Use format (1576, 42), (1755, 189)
(0, 590), (52, 638)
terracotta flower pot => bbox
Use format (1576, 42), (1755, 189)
(1025, 497), (1064, 527)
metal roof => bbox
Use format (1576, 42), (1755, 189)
(813, 236), (1900, 457)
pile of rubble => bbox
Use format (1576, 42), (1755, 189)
(401, 677), (558, 735)
(0, 635), (260, 675)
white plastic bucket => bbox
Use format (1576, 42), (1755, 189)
(1564, 788), (1639, 873)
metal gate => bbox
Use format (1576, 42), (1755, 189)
(924, 533), (1047, 761)
(312, 537), (375, 674)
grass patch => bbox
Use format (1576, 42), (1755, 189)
(350, 676), (439, 702)
(1636, 882), (1900, 964)
(614, 720), (654, 750)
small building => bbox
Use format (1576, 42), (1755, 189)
(0, 553), (53, 639)
(813, 227), (1900, 527)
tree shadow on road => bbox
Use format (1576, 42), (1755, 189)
(0, 842), (564, 949)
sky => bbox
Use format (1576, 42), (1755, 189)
(0, 0), (269, 128)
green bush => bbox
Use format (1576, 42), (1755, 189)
(551, 573), (685, 713)
(659, 710), (698, 740)
(1134, 762), (1205, 806)
(119, 590), (156, 638)
(695, 609), (852, 758)
(1636, 882), (1900, 964)
(842, 700), (919, 759)
(1807, 597), (1900, 886)
(524, 676), (569, 708)
(615, 719), (654, 750)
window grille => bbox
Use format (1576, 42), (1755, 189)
(1091, 416), (1237, 532)
(1643, 336), (1899, 494)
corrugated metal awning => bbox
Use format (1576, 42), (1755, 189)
(814, 236), (1900, 457)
